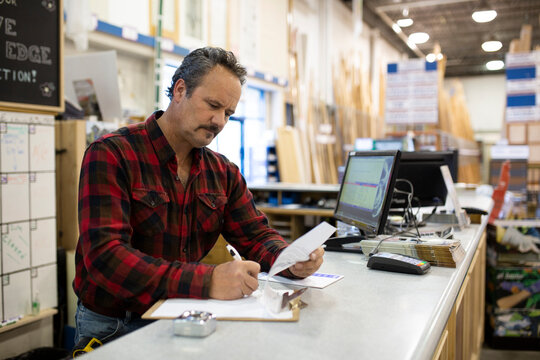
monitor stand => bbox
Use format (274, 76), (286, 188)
(324, 232), (376, 254)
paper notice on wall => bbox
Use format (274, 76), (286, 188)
(385, 59), (439, 125)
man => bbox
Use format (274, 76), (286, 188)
(73, 47), (324, 344)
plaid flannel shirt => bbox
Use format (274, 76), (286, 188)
(74, 111), (289, 316)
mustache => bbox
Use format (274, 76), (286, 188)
(198, 124), (220, 135)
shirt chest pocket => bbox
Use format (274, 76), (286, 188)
(131, 188), (170, 237)
(197, 193), (227, 236)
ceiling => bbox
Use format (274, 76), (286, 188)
(341, 0), (540, 77)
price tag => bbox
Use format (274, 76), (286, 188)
(160, 38), (174, 52)
(122, 26), (138, 41)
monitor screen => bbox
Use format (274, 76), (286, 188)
(334, 150), (401, 235)
(391, 150), (458, 208)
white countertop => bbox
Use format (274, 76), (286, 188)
(82, 196), (493, 360)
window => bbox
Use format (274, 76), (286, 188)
(209, 86), (268, 184)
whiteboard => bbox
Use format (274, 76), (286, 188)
(29, 125), (55, 172)
(3, 270), (31, 319)
(31, 218), (56, 267)
(0, 110), (56, 320)
(1, 222), (30, 274)
(0, 123), (29, 173)
(32, 264), (58, 310)
(1, 174), (30, 223)
(30, 172), (56, 219)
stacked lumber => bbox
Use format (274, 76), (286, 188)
(275, 126), (308, 183)
(440, 80), (481, 184)
(509, 24), (532, 53)
(280, 1), (378, 184)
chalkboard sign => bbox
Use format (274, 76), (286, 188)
(0, 0), (64, 113)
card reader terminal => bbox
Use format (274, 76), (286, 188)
(367, 252), (430, 275)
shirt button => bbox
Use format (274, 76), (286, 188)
(150, 200), (156, 206)
(175, 176), (180, 181)
(182, 248), (187, 253)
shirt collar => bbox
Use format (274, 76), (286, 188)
(146, 110), (203, 167)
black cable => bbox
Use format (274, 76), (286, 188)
(368, 229), (409, 257)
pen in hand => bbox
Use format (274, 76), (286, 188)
(226, 244), (258, 294)
(226, 244), (242, 261)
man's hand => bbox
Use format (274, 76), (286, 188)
(209, 260), (260, 300)
(289, 247), (325, 278)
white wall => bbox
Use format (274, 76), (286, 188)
(292, 0), (402, 107)
(257, 0), (288, 79)
(457, 74), (506, 144)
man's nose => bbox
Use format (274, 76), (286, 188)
(212, 111), (228, 127)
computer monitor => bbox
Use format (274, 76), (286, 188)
(334, 150), (401, 236)
(391, 150), (458, 208)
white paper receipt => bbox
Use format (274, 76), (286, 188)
(268, 221), (336, 277)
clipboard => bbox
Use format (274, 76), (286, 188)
(141, 295), (302, 322)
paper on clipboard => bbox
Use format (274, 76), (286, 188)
(142, 289), (298, 321)
(143, 222), (336, 321)
(259, 272), (344, 289)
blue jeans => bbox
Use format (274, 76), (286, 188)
(74, 302), (154, 345)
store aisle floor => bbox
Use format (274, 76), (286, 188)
(481, 346), (538, 359)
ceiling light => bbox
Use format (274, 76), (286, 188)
(408, 32), (429, 44)
(436, 53), (443, 60)
(486, 60), (504, 71)
(407, 40), (417, 50)
(397, 18), (413, 27)
(426, 53), (437, 62)
(482, 40), (502, 52)
(472, 9), (497, 23)
(392, 23), (402, 33)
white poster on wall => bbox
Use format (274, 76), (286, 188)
(385, 58), (439, 125)
(505, 50), (540, 122)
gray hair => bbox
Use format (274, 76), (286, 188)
(166, 47), (247, 100)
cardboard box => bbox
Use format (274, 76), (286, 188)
(529, 123), (540, 143)
(507, 123), (527, 144)
(530, 144), (540, 164)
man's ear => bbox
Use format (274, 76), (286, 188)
(172, 79), (187, 101)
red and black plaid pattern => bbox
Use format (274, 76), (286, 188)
(73, 111), (288, 315)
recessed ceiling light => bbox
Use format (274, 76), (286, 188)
(392, 23), (402, 33)
(472, 9), (497, 23)
(486, 60), (504, 71)
(482, 40), (503, 52)
(408, 32), (429, 44)
(426, 53), (437, 62)
(397, 18), (413, 27)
